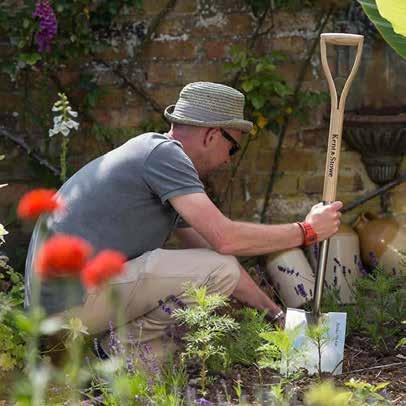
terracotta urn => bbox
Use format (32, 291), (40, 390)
(265, 248), (315, 308)
(305, 224), (363, 304)
(353, 212), (406, 276)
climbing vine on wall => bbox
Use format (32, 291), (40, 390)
(226, 46), (328, 136)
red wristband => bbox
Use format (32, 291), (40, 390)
(296, 222), (318, 246)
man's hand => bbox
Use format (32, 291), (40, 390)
(305, 201), (342, 242)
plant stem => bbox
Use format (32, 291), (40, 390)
(60, 136), (69, 183)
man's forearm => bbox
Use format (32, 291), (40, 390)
(232, 265), (282, 316)
(218, 221), (303, 256)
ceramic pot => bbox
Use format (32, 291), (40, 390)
(305, 224), (364, 304)
(265, 248), (315, 308)
(353, 212), (406, 276)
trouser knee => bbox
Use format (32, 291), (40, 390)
(206, 254), (241, 297)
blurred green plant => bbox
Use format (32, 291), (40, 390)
(304, 380), (353, 406)
(0, 254), (26, 377)
(345, 378), (390, 405)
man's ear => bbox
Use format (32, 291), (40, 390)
(203, 128), (216, 148)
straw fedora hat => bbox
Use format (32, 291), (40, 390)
(164, 82), (253, 133)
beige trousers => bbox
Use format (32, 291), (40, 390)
(63, 248), (241, 359)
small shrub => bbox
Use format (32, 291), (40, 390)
(215, 307), (274, 369)
(258, 326), (304, 379)
(173, 285), (239, 396)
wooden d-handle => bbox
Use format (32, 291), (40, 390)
(321, 33), (364, 47)
(320, 32), (364, 202)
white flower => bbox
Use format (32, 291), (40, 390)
(49, 94), (79, 138)
(65, 119), (79, 130)
(0, 224), (9, 243)
(53, 115), (63, 125)
(67, 106), (78, 117)
(60, 124), (70, 136)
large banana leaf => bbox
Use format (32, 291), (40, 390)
(358, 0), (406, 59)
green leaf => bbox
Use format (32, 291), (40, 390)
(250, 94), (266, 110)
(19, 52), (41, 65)
(376, 0), (406, 36)
(359, 0), (406, 59)
(241, 79), (255, 92)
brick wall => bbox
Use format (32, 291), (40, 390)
(0, 0), (405, 258)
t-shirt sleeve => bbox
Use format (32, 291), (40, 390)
(143, 140), (205, 203)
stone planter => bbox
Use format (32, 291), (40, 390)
(343, 112), (406, 185)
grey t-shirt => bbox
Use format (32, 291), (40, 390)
(24, 132), (205, 313)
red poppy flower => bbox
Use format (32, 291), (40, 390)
(36, 234), (93, 279)
(81, 250), (126, 288)
(17, 188), (63, 220)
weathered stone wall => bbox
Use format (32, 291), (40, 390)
(0, 0), (405, 260)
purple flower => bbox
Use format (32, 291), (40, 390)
(33, 1), (57, 53)
(296, 283), (308, 298)
(108, 321), (124, 356)
(369, 251), (378, 268)
(197, 398), (213, 405)
(138, 344), (161, 381)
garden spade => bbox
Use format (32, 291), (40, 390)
(283, 33), (364, 376)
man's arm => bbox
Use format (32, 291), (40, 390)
(170, 193), (341, 256)
(173, 227), (212, 249)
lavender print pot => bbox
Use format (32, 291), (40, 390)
(353, 212), (406, 276)
(265, 248), (315, 308)
(305, 224), (363, 304)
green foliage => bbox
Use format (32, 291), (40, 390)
(305, 319), (331, 377)
(359, 0), (406, 59)
(173, 285), (239, 395)
(0, 1), (143, 76)
(225, 46), (328, 135)
(344, 378), (391, 405)
(95, 353), (186, 405)
(0, 258), (26, 375)
(304, 381), (353, 406)
(322, 262), (405, 348)
(351, 267), (405, 348)
(258, 325), (304, 378)
(218, 308), (274, 368)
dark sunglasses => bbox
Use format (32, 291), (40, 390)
(220, 128), (241, 156)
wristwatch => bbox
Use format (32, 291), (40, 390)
(296, 221), (318, 246)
